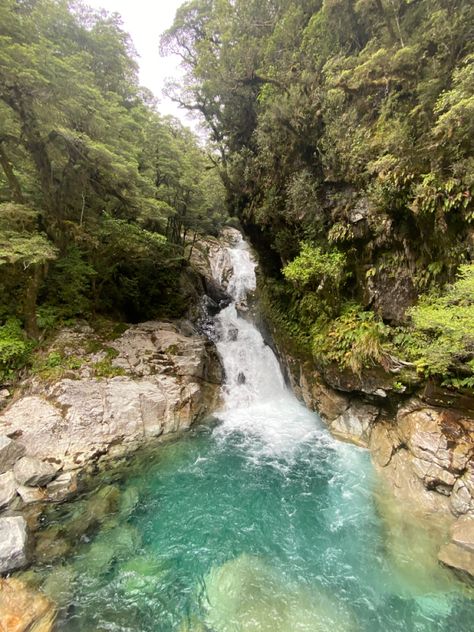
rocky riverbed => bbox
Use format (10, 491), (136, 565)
(0, 320), (222, 576)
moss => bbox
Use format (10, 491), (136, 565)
(32, 351), (83, 381)
(92, 358), (126, 379)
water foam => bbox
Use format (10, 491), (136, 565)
(210, 231), (335, 459)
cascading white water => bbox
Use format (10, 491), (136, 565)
(211, 231), (326, 457)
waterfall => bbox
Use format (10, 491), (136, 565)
(209, 231), (325, 458)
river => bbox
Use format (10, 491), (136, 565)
(43, 233), (473, 631)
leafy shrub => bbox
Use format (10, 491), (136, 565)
(311, 303), (387, 374)
(405, 263), (474, 380)
(0, 318), (34, 382)
(283, 243), (346, 289)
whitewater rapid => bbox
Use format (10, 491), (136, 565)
(210, 232), (330, 460)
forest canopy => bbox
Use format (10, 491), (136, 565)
(0, 0), (227, 380)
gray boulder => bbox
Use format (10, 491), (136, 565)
(13, 457), (59, 487)
(0, 471), (17, 510)
(0, 435), (25, 474)
(0, 516), (29, 574)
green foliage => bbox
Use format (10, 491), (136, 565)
(0, 318), (34, 382)
(0, 203), (57, 266)
(0, 0), (228, 338)
(165, 0), (474, 389)
(92, 357), (125, 379)
(283, 244), (346, 290)
(311, 303), (388, 374)
(405, 264), (474, 378)
(41, 248), (96, 319)
(32, 350), (83, 381)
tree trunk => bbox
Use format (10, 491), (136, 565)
(4, 87), (57, 215)
(374, 0), (398, 44)
(23, 263), (44, 339)
(0, 142), (24, 203)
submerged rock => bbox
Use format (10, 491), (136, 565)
(42, 565), (76, 606)
(203, 554), (355, 632)
(119, 555), (170, 595)
(0, 578), (56, 632)
(34, 525), (71, 564)
(0, 516), (29, 574)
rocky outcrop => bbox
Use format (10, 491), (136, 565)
(0, 471), (18, 510)
(0, 435), (25, 474)
(0, 578), (56, 631)
(284, 357), (380, 448)
(370, 402), (474, 517)
(280, 351), (474, 583)
(0, 321), (222, 571)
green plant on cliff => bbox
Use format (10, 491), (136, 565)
(283, 244), (347, 291)
(312, 303), (388, 375)
(0, 318), (34, 382)
(405, 263), (474, 384)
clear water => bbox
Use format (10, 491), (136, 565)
(37, 233), (473, 631)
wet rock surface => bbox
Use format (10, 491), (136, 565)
(0, 577), (57, 631)
(438, 515), (474, 584)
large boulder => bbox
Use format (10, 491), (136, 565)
(0, 435), (25, 474)
(0, 516), (29, 574)
(396, 402), (473, 500)
(450, 466), (474, 515)
(0, 322), (222, 471)
(0, 578), (56, 631)
(328, 401), (379, 448)
(369, 399), (474, 515)
(289, 361), (350, 422)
